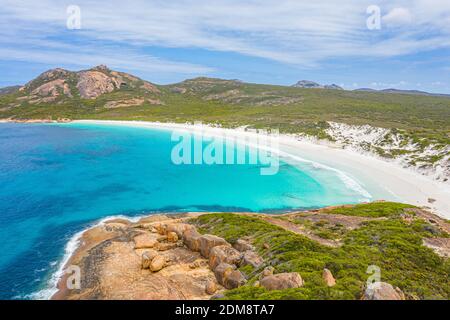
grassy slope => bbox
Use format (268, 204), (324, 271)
(1, 80), (449, 144)
(191, 202), (450, 300)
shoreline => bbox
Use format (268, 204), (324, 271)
(3, 118), (449, 299)
(45, 205), (450, 300)
(70, 119), (450, 219)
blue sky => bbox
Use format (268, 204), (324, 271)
(1, 0), (450, 93)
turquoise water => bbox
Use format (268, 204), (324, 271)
(0, 122), (369, 299)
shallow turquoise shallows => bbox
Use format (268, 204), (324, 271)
(0, 122), (369, 299)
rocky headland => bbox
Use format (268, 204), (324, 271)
(51, 202), (450, 300)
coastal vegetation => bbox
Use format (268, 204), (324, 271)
(192, 202), (450, 300)
(1, 67), (449, 181)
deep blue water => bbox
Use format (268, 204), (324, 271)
(0, 122), (368, 299)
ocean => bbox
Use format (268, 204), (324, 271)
(0, 122), (371, 299)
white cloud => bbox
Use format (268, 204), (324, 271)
(382, 7), (413, 26)
(0, 0), (450, 70)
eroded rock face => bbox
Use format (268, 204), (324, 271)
(363, 282), (405, 300)
(322, 268), (336, 287)
(209, 245), (243, 269)
(260, 273), (303, 291)
(76, 71), (117, 99)
(31, 79), (72, 98)
(199, 234), (229, 258)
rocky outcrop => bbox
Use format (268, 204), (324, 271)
(260, 266), (274, 279)
(198, 234), (229, 258)
(141, 250), (158, 269)
(362, 282), (405, 300)
(241, 250), (263, 268)
(12, 65), (161, 108)
(149, 255), (166, 272)
(423, 237), (450, 258)
(205, 280), (217, 294)
(213, 263), (247, 289)
(53, 216), (221, 300)
(209, 245), (242, 269)
(322, 268), (336, 287)
(167, 231), (179, 243)
(31, 79), (72, 101)
(259, 273), (304, 291)
(76, 71), (117, 99)
(183, 228), (202, 251)
(134, 233), (159, 249)
(233, 239), (255, 252)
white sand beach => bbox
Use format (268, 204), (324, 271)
(72, 120), (450, 219)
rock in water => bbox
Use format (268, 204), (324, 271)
(150, 255), (166, 272)
(260, 273), (303, 290)
(363, 282), (405, 300)
(322, 268), (336, 287)
(209, 245), (242, 269)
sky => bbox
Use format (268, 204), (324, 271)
(0, 0), (450, 93)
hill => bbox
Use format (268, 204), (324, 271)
(0, 66), (449, 181)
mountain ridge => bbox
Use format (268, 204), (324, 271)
(1, 66), (450, 98)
